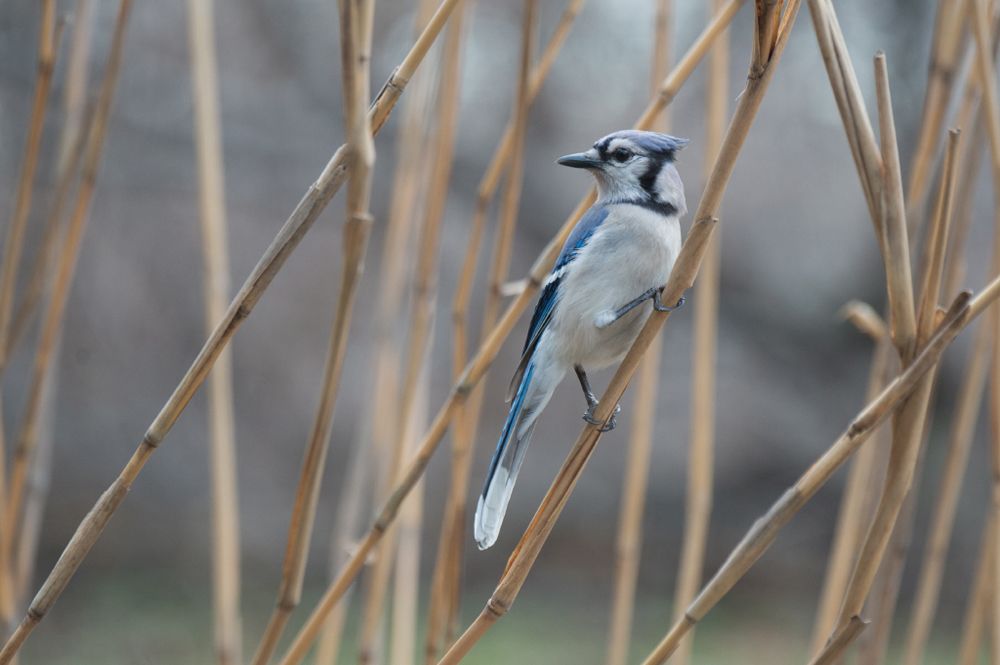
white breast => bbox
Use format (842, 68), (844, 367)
(545, 204), (681, 370)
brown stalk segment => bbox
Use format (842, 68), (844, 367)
(605, 6), (676, 663)
(957, 513), (995, 665)
(907, 0), (967, 212)
(437, 3), (803, 663)
(247, 1), (377, 664)
(901, 320), (991, 665)
(273, 5), (743, 662)
(808, 331), (891, 653)
(667, 0), (728, 662)
(316, 1), (441, 661)
(186, 0), (242, 662)
(638, 290), (1000, 665)
(426, 0), (550, 659)
(807, 616), (868, 665)
(0, 1), (132, 661)
(355, 4), (467, 662)
(0, 0), (56, 374)
(0, 0), (465, 658)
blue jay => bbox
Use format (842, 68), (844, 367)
(474, 130), (689, 550)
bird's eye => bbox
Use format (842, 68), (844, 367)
(612, 148), (632, 163)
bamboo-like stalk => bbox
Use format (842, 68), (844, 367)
(271, 8), (743, 664)
(390, 362), (429, 665)
(604, 11), (675, 662)
(424, 3), (584, 658)
(638, 282), (1000, 665)
(0, 0), (57, 628)
(906, 0), (967, 212)
(3, 0), (130, 633)
(0, 0), (464, 658)
(354, 7), (466, 663)
(316, 0), (440, 659)
(808, 317), (891, 654)
(186, 0), (241, 662)
(808, 616), (869, 665)
(246, 1), (376, 664)
(901, 320), (991, 665)
(667, 1), (727, 663)
(957, 514), (996, 665)
(437, 4), (802, 663)
(0, 0), (56, 375)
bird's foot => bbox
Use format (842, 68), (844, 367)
(583, 402), (621, 432)
(653, 288), (685, 312)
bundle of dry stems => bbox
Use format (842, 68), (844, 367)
(1, 0), (1000, 664)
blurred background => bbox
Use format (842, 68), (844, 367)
(0, 0), (990, 662)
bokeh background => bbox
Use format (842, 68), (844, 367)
(0, 0), (989, 662)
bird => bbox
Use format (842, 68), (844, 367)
(473, 129), (689, 550)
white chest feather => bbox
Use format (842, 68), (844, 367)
(546, 204), (681, 369)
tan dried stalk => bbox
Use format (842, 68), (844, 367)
(604, 6), (676, 661)
(957, 514), (995, 665)
(354, 7), (467, 663)
(0, 0), (56, 374)
(186, 0), (241, 662)
(424, 3), (584, 658)
(271, 6), (742, 663)
(808, 616), (869, 665)
(316, 0), (440, 660)
(0, 0), (463, 658)
(809, 319), (891, 654)
(668, 1), (728, 663)
(437, 3), (801, 663)
(2, 2), (131, 651)
(639, 282), (1000, 665)
(907, 0), (967, 211)
(246, 1), (376, 664)
(901, 320), (991, 665)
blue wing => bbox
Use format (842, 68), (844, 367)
(507, 204), (608, 399)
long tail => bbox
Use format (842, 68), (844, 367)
(474, 361), (553, 550)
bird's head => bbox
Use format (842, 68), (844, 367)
(557, 130), (688, 215)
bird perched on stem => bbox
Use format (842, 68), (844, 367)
(474, 130), (689, 550)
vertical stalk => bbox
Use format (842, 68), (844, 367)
(186, 0), (242, 662)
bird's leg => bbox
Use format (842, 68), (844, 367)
(575, 364), (620, 432)
(595, 287), (686, 329)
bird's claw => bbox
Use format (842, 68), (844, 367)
(583, 402), (621, 432)
(653, 289), (685, 312)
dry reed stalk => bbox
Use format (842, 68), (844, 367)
(316, 0), (440, 659)
(272, 9), (742, 662)
(354, 7), (467, 663)
(2, 0), (130, 640)
(638, 279), (1000, 665)
(7, 0), (95, 360)
(246, 2), (376, 664)
(424, 4), (584, 657)
(604, 6), (675, 662)
(0, 0), (463, 659)
(390, 364), (430, 665)
(907, 0), (967, 213)
(808, 616), (869, 665)
(667, 1), (728, 663)
(958, 514), (996, 665)
(0, 0), (56, 375)
(437, 3), (801, 663)
(809, 318), (892, 654)
(186, 0), (241, 662)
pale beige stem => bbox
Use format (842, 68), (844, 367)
(186, 0), (241, 662)
(247, 1), (376, 663)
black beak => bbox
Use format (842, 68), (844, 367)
(556, 152), (602, 169)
